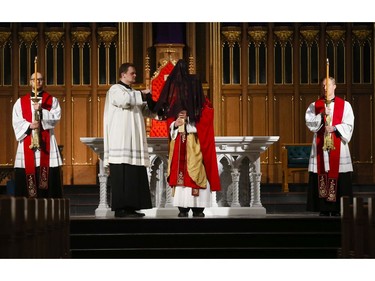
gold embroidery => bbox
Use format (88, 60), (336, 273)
(327, 179), (337, 202)
(39, 166), (48, 189)
(181, 132), (186, 143)
(318, 174), (337, 202)
(318, 174), (328, 198)
(177, 171), (184, 185)
(186, 134), (207, 188)
(27, 174), (37, 198)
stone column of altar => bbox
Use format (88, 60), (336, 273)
(164, 168), (174, 208)
(211, 191), (218, 207)
(249, 157), (263, 207)
(230, 168), (241, 207)
(95, 158), (113, 217)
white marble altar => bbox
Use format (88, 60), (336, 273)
(80, 136), (279, 217)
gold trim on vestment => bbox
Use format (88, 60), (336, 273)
(186, 133), (207, 188)
(167, 132), (207, 189)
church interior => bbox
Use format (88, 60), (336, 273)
(1, 22), (375, 260)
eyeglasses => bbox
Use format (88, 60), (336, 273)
(31, 78), (44, 82)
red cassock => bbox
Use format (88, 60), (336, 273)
(166, 99), (221, 192)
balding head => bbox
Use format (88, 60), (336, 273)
(30, 72), (44, 92)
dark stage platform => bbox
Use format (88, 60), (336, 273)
(2, 184), (373, 259)
(70, 213), (341, 259)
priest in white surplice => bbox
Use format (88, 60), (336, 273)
(12, 72), (63, 198)
(305, 77), (354, 216)
(104, 63), (157, 217)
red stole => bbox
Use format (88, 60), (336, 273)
(315, 97), (344, 202)
(21, 93), (53, 197)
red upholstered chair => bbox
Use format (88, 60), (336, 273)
(149, 60), (176, 137)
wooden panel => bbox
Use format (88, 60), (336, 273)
(72, 164), (97, 185)
(351, 94), (373, 164)
(222, 93), (241, 136)
(0, 94), (15, 166)
(97, 92), (107, 137)
(248, 94), (270, 170)
(279, 93), (314, 184)
(354, 163), (374, 183)
(273, 94), (294, 157)
(273, 95), (290, 166)
(71, 94), (92, 165)
(248, 94), (267, 136)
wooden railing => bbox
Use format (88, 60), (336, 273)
(0, 196), (70, 258)
(339, 196), (375, 258)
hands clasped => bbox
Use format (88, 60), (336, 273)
(175, 117), (185, 127)
(30, 121), (40, 130)
(325, 125), (336, 133)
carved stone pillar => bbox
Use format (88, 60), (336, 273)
(95, 158), (112, 217)
(249, 158), (263, 207)
(155, 157), (165, 208)
(161, 157), (174, 208)
(211, 190), (218, 207)
(230, 168), (241, 207)
(164, 172), (174, 208)
(147, 164), (154, 204)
